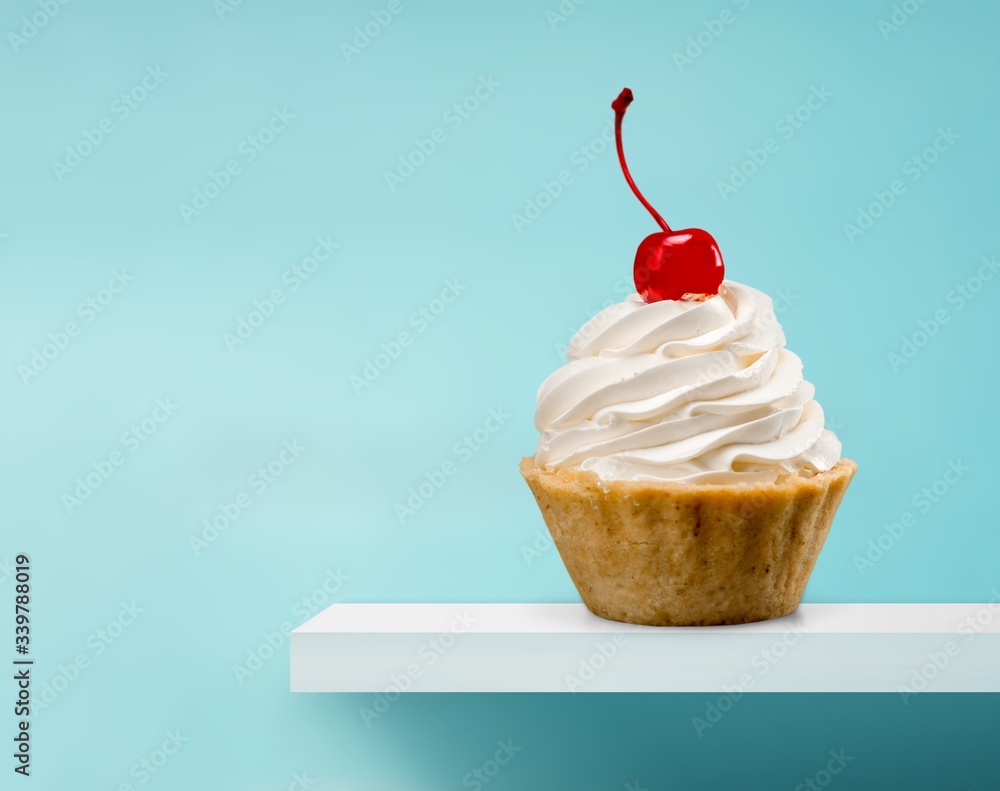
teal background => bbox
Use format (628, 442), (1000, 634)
(2, 0), (999, 787)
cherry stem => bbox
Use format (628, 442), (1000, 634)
(612, 88), (670, 233)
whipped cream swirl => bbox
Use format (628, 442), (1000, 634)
(534, 281), (841, 484)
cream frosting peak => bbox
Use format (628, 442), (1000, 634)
(533, 281), (841, 484)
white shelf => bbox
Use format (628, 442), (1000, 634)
(290, 603), (1000, 693)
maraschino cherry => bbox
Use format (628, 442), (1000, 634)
(612, 88), (724, 303)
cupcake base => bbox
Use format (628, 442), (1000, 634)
(520, 457), (856, 626)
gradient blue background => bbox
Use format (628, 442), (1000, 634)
(3, 0), (999, 787)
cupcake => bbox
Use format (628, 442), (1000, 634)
(520, 89), (855, 626)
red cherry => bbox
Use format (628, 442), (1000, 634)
(633, 229), (725, 302)
(612, 88), (724, 302)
